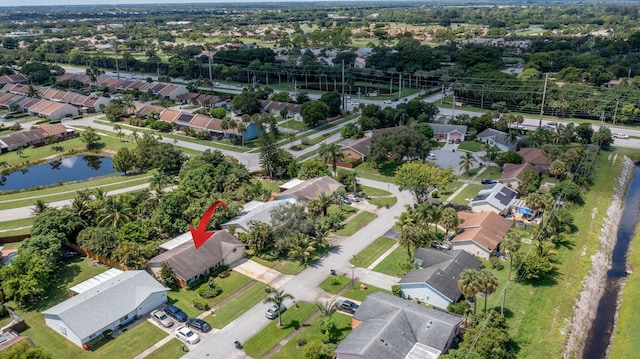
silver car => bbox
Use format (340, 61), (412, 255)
(151, 310), (174, 328)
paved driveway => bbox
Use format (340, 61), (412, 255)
(428, 145), (483, 175)
(230, 258), (294, 290)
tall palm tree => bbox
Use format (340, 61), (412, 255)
(67, 195), (92, 224)
(440, 207), (460, 240)
(318, 143), (345, 177)
(315, 300), (338, 326)
(237, 122), (247, 146)
(477, 269), (499, 313)
(501, 231), (522, 281)
(97, 196), (134, 230)
(263, 290), (295, 327)
(459, 151), (478, 175)
(316, 192), (334, 217)
(150, 172), (170, 194)
(31, 199), (49, 216)
(92, 188), (107, 201)
(288, 233), (316, 266)
(458, 269), (481, 314)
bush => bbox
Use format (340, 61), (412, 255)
(447, 300), (471, 315)
(391, 285), (403, 297)
(490, 257), (504, 271)
(193, 298), (210, 311)
(198, 281), (222, 299)
(329, 277), (341, 286)
(297, 338), (307, 348)
(218, 270), (231, 278)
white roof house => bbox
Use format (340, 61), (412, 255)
(43, 271), (168, 348)
(221, 198), (303, 233)
(470, 183), (519, 215)
(69, 268), (123, 295)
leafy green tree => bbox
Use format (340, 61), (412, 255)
(395, 162), (456, 204)
(242, 220), (274, 254)
(340, 123), (362, 139)
(270, 92), (293, 103)
(591, 126), (614, 149)
(232, 90), (261, 115)
(263, 289), (295, 327)
(550, 180), (582, 204)
(323, 318), (342, 343)
(210, 107), (228, 119)
(301, 100), (330, 128)
(31, 209), (83, 244)
(77, 226), (120, 258)
(112, 147), (137, 174)
(414, 122), (434, 139)
(105, 101), (126, 122)
(302, 340), (334, 359)
(160, 261), (179, 290)
(117, 222), (149, 243)
(0, 252), (52, 305)
(320, 91), (342, 116)
(520, 170), (541, 194)
(298, 157), (331, 180)
(0, 341), (51, 359)
(80, 127), (103, 150)
(150, 144), (185, 174)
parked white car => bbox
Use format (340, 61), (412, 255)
(613, 133), (629, 139)
(175, 326), (200, 344)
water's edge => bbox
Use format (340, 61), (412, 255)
(562, 156), (635, 359)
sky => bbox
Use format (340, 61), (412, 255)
(2, 0), (306, 6)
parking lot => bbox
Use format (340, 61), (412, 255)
(427, 144), (484, 174)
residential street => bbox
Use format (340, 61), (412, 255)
(182, 178), (412, 359)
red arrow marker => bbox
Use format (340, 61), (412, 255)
(189, 201), (227, 249)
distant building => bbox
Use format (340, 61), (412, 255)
(476, 128), (516, 152)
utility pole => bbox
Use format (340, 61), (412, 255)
(600, 110), (606, 126)
(342, 60), (345, 110)
(441, 83), (445, 104)
(113, 40), (120, 79)
(538, 73), (548, 128)
(613, 99), (620, 125)
(208, 47), (213, 84)
(481, 84), (485, 109)
(399, 73), (402, 99)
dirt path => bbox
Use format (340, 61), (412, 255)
(562, 157), (635, 358)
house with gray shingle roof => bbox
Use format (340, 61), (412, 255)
(470, 182), (519, 215)
(147, 230), (245, 288)
(399, 248), (481, 309)
(42, 270), (168, 348)
(221, 198), (303, 233)
(476, 128), (517, 151)
(339, 137), (371, 166)
(276, 176), (345, 204)
(335, 292), (462, 359)
(428, 123), (467, 143)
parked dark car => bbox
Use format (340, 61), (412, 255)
(186, 318), (212, 333)
(164, 305), (188, 323)
(481, 178), (497, 185)
(336, 299), (360, 314)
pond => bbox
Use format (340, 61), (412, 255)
(0, 155), (117, 191)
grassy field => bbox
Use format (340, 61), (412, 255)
(335, 211), (377, 236)
(145, 338), (185, 359)
(242, 302), (317, 359)
(609, 221), (640, 357)
(342, 282), (391, 301)
(449, 183), (483, 205)
(359, 185), (391, 196)
(206, 281), (268, 328)
(372, 245), (407, 277)
(457, 141), (484, 152)
(319, 275), (350, 294)
(354, 161), (396, 183)
(270, 312), (353, 359)
(351, 237), (397, 268)
(166, 271), (253, 318)
(0, 217), (32, 232)
(506, 151), (624, 358)
(279, 120), (307, 131)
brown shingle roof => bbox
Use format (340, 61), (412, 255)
(518, 148), (549, 166)
(277, 176), (345, 204)
(452, 211), (512, 250)
(499, 162), (539, 181)
(39, 123), (69, 136)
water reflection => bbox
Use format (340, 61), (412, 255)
(83, 155), (103, 171)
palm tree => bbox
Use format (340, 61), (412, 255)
(318, 143), (345, 177)
(459, 151), (478, 175)
(150, 172), (170, 194)
(288, 233), (316, 266)
(315, 300), (338, 326)
(97, 196), (134, 229)
(458, 269), (481, 314)
(67, 195), (92, 223)
(263, 290), (295, 327)
(31, 199), (49, 216)
(501, 231), (522, 281)
(307, 198), (323, 217)
(92, 188), (107, 201)
(440, 207), (460, 240)
(477, 269), (499, 313)
(316, 192), (334, 217)
(237, 122), (247, 146)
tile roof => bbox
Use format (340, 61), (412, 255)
(453, 211), (513, 250)
(499, 162), (539, 181)
(38, 123), (70, 136)
(518, 147), (550, 166)
(277, 176), (345, 204)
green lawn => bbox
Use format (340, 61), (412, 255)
(270, 312), (353, 359)
(479, 165), (503, 179)
(368, 197), (397, 207)
(243, 302), (317, 359)
(277, 260), (306, 275)
(335, 211), (377, 236)
(88, 322), (167, 358)
(259, 179), (285, 195)
(354, 161), (396, 183)
(351, 237), (397, 268)
(250, 256), (279, 268)
(449, 184), (483, 205)
(145, 338), (185, 359)
(327, 204), (357, 216)
(359, 185), (391, 196)
(0, 217), (32, 231)
(319, 275), (350, 294)
(167, 271), (253, 318)
(206, 282), (268, 328)
(457, 141), (484, 152)
(372, 245), (408, 277)
(279, 120), (307, 131)
(342, 282), (392, 301)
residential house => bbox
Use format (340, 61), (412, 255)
(338, 137), (371, 166)
(42, 271), (168, 348)
(0, 93), (25, 110)
(498, 162), (540, 190)
(0, 73), (28, 85)
(259, 100), (302, 120)
(221, 198), (303, 234)
(428, 123), (467, 143)
(157, 84), (188, 100)
(452, 211), (513, 259)
(38, 123), (76, 141)
(148, 230), (245, 288)
(518, 147), (551, 173)
(28, 100), (79, 120)
(476, 128), (517, 151)
(2, 83), (30, 96)
(335, 292), (462, 359)
(276, 176), (345, 204)
(470, 182), (520, 215)
(399, 248), (481, 309)
(15, 97), (41, 112)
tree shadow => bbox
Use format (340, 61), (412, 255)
(282, 319), (300, 330)
(25, 258), (82, 312)
(377, 161), (397, 177)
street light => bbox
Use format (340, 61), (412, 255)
(351, 264), (356, 288)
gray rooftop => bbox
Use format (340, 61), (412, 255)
(222, 198), (302, 231)
(476, 128), (514, 147)
(471, 182), (518, 211)
(335, 292), (461, 359)
(42, 271), (167, 340)
(400, 248), (481, 301)
(276, 176), (344, 204)
(428, 123), (467, 135)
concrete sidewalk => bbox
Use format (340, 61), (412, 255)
(230, 258), (294, 289)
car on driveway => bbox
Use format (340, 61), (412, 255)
(336, 299), (360, 314)
(175, 326), (200, 344)
(265, 304), (287, 320)
(151, 310), (174, 328)
(186, 318), (212, 333)
(428, 153), (437, 160)
(613, 133), (629, 139)
(481, 178), (497, 185)
(164, 305), (188, 323)
(433, 241), (453, 250)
